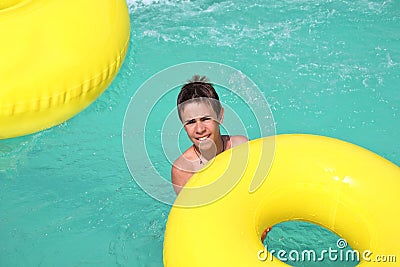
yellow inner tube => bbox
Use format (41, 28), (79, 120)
(0, 0), (130, 139)
(164, 134), (400, 266)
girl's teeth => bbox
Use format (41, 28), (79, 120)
(199, 136), (208, 141)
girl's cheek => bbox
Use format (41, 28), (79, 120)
(184, 125), (194, 133)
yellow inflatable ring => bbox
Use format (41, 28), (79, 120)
(0, 0), (130, 139)
(164, 134), (400, 266)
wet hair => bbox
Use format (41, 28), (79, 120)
(177, 75), (222, 120)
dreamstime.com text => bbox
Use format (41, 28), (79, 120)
(257, 239), (397, 263)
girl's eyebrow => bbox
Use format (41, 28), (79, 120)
(183, 115), (212, 124)
(200, 115), (212, 120)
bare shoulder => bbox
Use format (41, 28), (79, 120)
(171, 164), (193, 195)
(171, 150), (196, 194)
(229, 135), (249, 147)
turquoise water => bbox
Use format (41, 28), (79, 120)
(1, 0), (399, 266)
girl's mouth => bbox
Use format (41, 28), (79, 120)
(196, 135), (210, 141)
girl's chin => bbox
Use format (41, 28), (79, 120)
(197, 138), (215, 150)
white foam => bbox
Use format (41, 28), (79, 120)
(126, 0), (182, 12)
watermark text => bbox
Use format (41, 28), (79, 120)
(257, 239), (397, 263)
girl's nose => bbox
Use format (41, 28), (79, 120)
(195, 121), (206, 133)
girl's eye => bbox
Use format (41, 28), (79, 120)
(184, 117), (212, 125)
(200, 117), (211, 122)
(185, 119), (195, 125)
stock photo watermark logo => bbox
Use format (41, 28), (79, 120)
(122, 61), (276, 206)
(257, 238), (397, 263)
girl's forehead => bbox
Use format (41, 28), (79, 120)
(179, 101), (218, 120)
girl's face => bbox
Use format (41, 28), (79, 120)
(179, 100), (224, 150)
